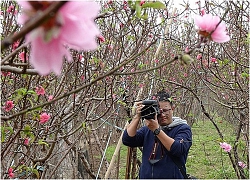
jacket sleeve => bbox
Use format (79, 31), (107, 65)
(122, 127), (145, 147)
(169, 124), (192, 157)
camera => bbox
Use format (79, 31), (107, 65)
(141, 100), (161, 120)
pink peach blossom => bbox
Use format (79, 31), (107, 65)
(8, 167), (14, 178)
(24, 138), (29, 145)
(154, 59), (159, 63)
(4, 100), (14, 112)
(48, 95), (54, 101)
(140, 0), (146, 6)
(211, 57), (217, 63)
(17, 1), (100, 75)
(238, 161), (246, 168)
(194, 13), (230, 43)
(98, 35), (105, 42)
(35, 86), (45, 96)
(220, 142), (231, 152)
(197, 54), (202, 60)
(12, 41), (19, 50)
(7, 5), (17, 14)
(201, 9), (205, 16)
(39, 113), (50, 124)
(1, 71), (11, 76)
(19, 52), (28, 62)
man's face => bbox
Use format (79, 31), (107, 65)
(158, 101), (173, 126)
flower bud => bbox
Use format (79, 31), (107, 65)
(180, 54), (194, 65)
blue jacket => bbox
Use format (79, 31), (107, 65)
(122, 117), (192, 179)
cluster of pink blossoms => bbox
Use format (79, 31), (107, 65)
(8, 168), (14, 178)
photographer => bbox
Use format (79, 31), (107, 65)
(122, 91), (192, 179)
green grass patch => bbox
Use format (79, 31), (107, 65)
(186, 119), (248, 179)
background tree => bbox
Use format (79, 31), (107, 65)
(1, 0), (249, 179)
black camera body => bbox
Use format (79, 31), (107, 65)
(141, 100), (160, 120)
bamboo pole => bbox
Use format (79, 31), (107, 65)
(104, 87), (144, 179)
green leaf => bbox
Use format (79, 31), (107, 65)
(241, 72), (249, 78)
(135, 1), (141, 17)
(141, 1), (166, 9)
(1, 126), (14, 142)
(82, 122), (86, 129)
(38, 139), (49, 147)
(117, 100), (127, 106)
(31, 169), (40, 178)
(24, 125), (31, 134)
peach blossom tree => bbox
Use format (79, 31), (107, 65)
(1, 0), (248, 179)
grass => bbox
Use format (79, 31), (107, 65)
(103, 119), (248, 179)
(186, 119), (236, 179)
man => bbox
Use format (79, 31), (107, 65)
(122, 91), (192, 179)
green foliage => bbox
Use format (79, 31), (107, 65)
(1, 125), (14, 142)
(38, 139), (49, 147)
(141, 1), (166, 9)
(128, 1), (166, 19)
(21, 124), (35, 142)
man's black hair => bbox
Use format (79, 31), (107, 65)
(152, 91), (173, 105)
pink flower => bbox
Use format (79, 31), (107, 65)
(12, 41), (19, 50)
(98, 35), (105, 42)
(201, 9), (205, 16)
(185, 46), (189, 53)
(8, 168), (14, 178)
(154, 59), (159, 63)
(19, 52), (28, 62)
(48, 95), (54, 101)
(197, 54), (202, 60)
(39, 113), (50, 124)
(220, 142), (232, 152)
(35, 86), (45, 96)
(139, 83), (144, 88)
(1, 71), (11, 76)
(238, 161), (246, 168)
(4, 100), (14, 112)
(211, 57), (217, 63)
(17, 1), (100, 75)
(140, 0), (145, 6)
(194, 13), (230, 43)
(24, 138), (29, 145)
(7, 5), (17, 14)
(184, 73), (188, 77)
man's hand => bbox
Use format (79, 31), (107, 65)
(144, 114), (159, 132)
